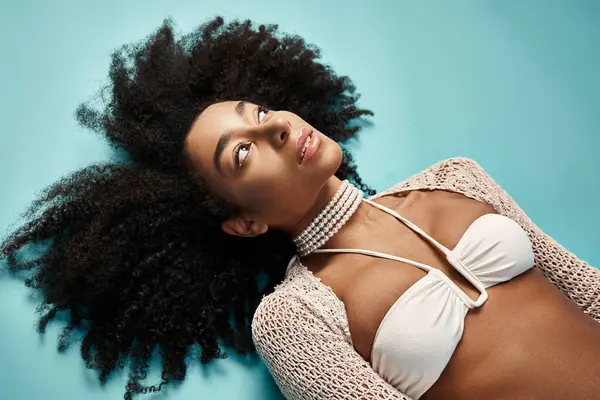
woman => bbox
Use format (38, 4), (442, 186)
(2, 16), (599, 400)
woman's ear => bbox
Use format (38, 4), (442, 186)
(221, 217), (268, 237)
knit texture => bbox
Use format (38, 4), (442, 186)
(251, 157), (600, 399)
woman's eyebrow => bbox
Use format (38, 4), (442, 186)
(235, 101), (245, 117)
(213, 101), (246, 173)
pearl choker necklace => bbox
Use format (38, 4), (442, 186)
(293, 180), (364, 257)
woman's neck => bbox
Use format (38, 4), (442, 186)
(288, 176), (346, 237)
(317, 198), (380, 249)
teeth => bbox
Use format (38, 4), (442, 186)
(301, 135), (311, 158)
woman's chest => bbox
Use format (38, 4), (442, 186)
(311, 190), (498, 360)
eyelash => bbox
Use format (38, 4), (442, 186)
(234, 106), (270, 167)
(257, 106), (270, 122)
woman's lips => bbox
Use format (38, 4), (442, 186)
(296, 127), (321, 165)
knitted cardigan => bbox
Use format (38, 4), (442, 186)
(251, 157), (600, 399)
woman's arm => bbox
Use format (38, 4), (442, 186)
(252, 292), (412, 400)
(443, 158), (600, 321)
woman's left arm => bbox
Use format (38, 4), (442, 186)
(447, 158), (600, 322)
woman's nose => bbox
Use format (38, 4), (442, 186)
(265, 117), (291, 148)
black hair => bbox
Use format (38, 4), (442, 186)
(1, 16), (373, 399)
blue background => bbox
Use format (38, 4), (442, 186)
(1, 1), (599, 399)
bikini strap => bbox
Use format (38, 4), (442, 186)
(313, 247), (435, 274)
(362, 198), (452, 256)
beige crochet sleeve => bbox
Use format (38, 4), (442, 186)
(376, 157), (600, 321)
(252, 291), (411, 400)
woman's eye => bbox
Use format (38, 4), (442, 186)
(235, 143), (251, 167)
(258, 106), (269, 123)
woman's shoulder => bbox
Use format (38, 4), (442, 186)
(372, 157), (491, 201)
(252, 258), (352, 342)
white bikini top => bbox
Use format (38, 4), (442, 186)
(313, 198), (535, 399)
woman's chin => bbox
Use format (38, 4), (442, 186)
(324, 143), (344, 174)
(295, 139), (344, 190)
(315, 150), (344, 184)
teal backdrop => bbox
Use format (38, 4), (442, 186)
(1, 1), (599, 399)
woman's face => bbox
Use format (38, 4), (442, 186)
(185, 101), (343, 236)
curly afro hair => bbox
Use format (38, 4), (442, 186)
(1, 16), (374, 399)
